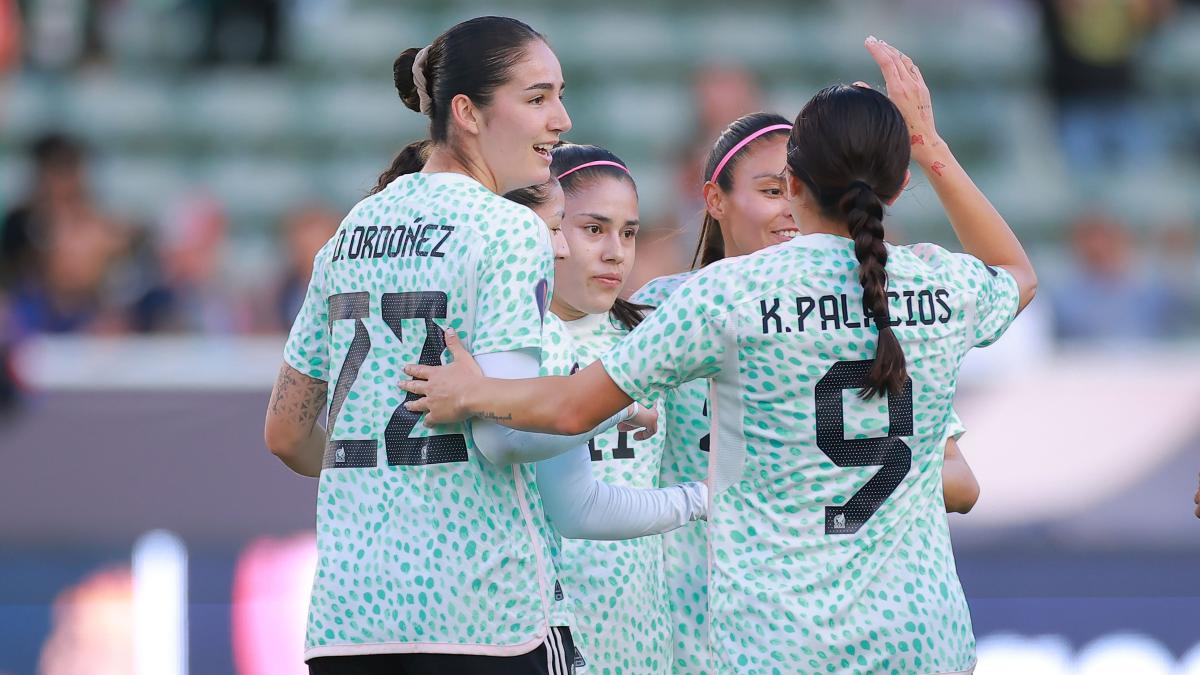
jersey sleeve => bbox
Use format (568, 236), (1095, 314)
(472, 210), (554, 355)
(602, 275), (727, 405)
(945, 408), (966, 442)
(910, 244), (1021, 348)
(630, 275), (676, 307)
(283, 243), (332, 381)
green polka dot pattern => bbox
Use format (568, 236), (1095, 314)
(283, 173), (569, 658)
(633, 271), (713, 675)
(555, 312), (671, 674)
(603, 234), (1021, 674)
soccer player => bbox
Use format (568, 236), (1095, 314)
(541, 144), (671, 673)
(635, 109), (983, 675)
(399, 38), (1037, 674)
(263, 17), (704, 675)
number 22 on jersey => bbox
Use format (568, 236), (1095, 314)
(324, 290), (468, 468)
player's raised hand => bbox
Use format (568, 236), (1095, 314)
(400, 328), (480, 425)
(864, 36), (940, 162)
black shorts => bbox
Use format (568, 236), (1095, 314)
(307, 626), (576, 675)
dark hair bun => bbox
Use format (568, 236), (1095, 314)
(394, 47), (424, 114)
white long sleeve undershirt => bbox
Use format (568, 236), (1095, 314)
(470, 349), (707, 539)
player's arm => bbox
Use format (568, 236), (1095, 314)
(263, 363), (327, 477)
(941, 436), (980, 514)
(401, 329), (631, 436)
(865, 37), (1037, 312)
(467, 348), (653, 465)
(537, 445), (706, 539)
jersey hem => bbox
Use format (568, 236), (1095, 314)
(303, 632), (547, 660)
(930, 657), (977, 674)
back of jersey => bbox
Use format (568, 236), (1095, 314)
(602, 232), (1021, 674)
(284, 172), (561, 659)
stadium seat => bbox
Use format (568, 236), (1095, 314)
(63, 74), (177, 149)
(181, 74), (300, 151)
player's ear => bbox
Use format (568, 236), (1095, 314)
(450, 93), (481, 136)
(884, 170), (910, 206)
(784, 168), (807, 205)
(702, 181), (727, 221)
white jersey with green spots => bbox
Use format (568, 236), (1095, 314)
(603, 233), (1021, 674)
(548, 311), (671, 674)
(284, 172), (573, 659)
(633, 272), (713, 675)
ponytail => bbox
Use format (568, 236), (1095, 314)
(692, 212), (727, 269)
(785, 84), (911, 400)
(840, 182), (906, 398)
(609, 297), (653, 331)
(369, 140), (432, 196)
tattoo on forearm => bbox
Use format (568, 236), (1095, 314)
(271, 365), (327, 427)
(930, 161), (946, 177)
(910, 134), (924, 146)
(479, 411), (513, 422)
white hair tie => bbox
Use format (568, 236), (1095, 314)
(412, 45), (433, 115)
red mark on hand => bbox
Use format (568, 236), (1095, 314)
(930, 161), (946, 177)
(910, 134), (924, 146)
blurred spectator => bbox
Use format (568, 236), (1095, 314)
(37, 566), (133, 675)
(1051, 214), (1182, 342)
(1, 133), (130, 334)
(268, 202), (339, 331)
(139, 194), (248, 333)
(21, 0), (98, 70)
(0, 295), (19, 420)
(1034, 0), (1174, 172)
(0, 0), (20, 73)
(196, 0), (283, 66)
(1156, 221), (1200, 335)
(646, 63), (764, 282)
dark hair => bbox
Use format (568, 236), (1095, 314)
(549, 144), (650, 331)
(786, 84), (910, 399)
(549, 143), (635, 197)
(692, 112), (791, 269)
(393, 17), (543, 144)
(369, 140), (432, 195)
(503, 177), (558, 210)
(29, 132), (85, 169)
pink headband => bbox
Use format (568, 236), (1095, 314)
(556, 160), (630, 181)
(709, 124), (793, 183)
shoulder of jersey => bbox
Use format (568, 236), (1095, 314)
(543, 312), (567, 334)
(377, 173), (540, 230)
(889, 241), (973, 286)
(631, 269), (698, 306)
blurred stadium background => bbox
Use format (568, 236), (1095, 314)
(2, 0), (1200, 673)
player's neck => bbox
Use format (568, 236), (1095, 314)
(423, 146), (500, 194)
(799, 213), (850, 239)
(550, 297), (587, 322)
